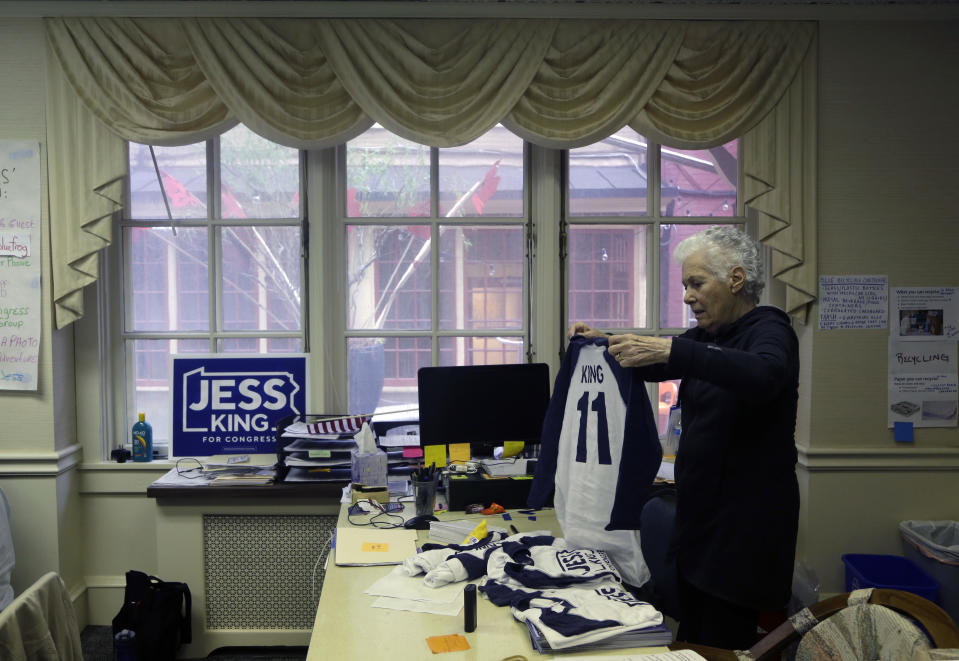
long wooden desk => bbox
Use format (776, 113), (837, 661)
(307, 502), (676, 660)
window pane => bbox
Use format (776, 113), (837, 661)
(129, 141), (207, 220)
(347, 225), (431, 331)
(220, 125), (300, 219)
(656, 379), (681, 439)
(221, 226), (302, 331)
(659, 223), (714, 328)
(347, 126), (430, 217)
(569, 127), (648, 217)
(129, 338), (208, 456)
(127, 227), (209, 332)
(439, 226), (523, 331)
(661, 139), (738, 217)
(219, 338), (304, 353)
(567, 224), (648, 329)
(438, 336), (525, 366)
(349, 337), (430, 414)
(439, 126), (522, 217)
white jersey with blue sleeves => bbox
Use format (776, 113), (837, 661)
(528, 336), (662, 587)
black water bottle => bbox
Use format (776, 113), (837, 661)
(114, 629), (136, 661)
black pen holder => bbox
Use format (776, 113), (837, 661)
(411, 476), (438, 517)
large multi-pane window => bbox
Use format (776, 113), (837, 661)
(567, 127), (741, 433)
(345, 125), (527, 414)
(121, 126), (305, 457)
(112, 121), (746, 457)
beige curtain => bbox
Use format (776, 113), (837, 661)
(44, 48), (125, 329)
(44, 16), (816, 328)
(743, 42), (818, 323)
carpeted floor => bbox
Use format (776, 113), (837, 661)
(81, 626), (307, 661)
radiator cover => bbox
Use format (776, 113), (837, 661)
(202, 514), (336, 629)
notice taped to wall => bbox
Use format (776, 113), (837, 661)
(891, 287), (958, 341)
(818, 275), (888, 330)
(0, 141), (41, 391)
(888, 339), (957, 428)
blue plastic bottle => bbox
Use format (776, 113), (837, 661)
(132, 412), (153, 462)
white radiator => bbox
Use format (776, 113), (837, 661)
(202, 514), (336, 629)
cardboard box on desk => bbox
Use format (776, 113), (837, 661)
(350, 483), (389, 505)
(351, 448), (387, 490)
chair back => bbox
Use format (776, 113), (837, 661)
(0, 571), (83, 660)
(670, 587), (959, 661)
(639, 485), (680, 620)
(750, 588), (959, 661)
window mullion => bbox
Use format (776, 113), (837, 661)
(430, 146), (440, 366)
(299, 149), (310, 354)
(524, 142), (535, 364)
(649, 142), (662, 333)
(209, 138), (220, 351)
(529, 143), (563, 369)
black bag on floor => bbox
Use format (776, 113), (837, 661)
(112, 570), (192, 660)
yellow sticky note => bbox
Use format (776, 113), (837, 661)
(502, 441), (525, 458)
(426, 634), (470, 653)
(361, 542), (389, 553)
(448, 442), (471, 463)
(423, 444), (447, 468)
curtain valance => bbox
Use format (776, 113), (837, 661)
(44, 16), (816, 328)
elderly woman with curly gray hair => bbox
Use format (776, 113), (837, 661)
(571, 225), (800, 650)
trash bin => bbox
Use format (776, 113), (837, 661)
(841, 553), (940, 603)
(900, 520), (959, 626)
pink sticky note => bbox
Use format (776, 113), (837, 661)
(403, 446), (424, 459)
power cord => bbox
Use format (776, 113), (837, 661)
(312, 529), (335, 606)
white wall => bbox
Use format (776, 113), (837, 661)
(0, 13), (956, 631)
(802, 19), (959, 595)
(0, 18), (83, 601)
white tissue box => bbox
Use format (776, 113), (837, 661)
(350, 448), (387, 488)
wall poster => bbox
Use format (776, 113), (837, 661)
(0, 141), (41, 391)
(888, 287), (959, 428)
(170, 354), (309, 456)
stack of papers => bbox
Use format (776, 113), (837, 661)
(284, 466), (353, 483)
(480, 458), (528, 477)
(151, 456), (277, 487)
(208, 475), (274, 486)
(427, 519), (508, 545)
(279, 417), (364, 482)
(333, 527), (418, 566)
(525, 618), (673, 653)
(365, 565), (467, 617)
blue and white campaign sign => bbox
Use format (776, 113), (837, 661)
(171, 354), (309, 456)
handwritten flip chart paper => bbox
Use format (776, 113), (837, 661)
(818, 275), (888, 330)
(0, 142), (41, 390)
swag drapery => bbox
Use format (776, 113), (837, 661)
(44, 17), (817, 329)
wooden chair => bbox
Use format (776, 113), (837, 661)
(669, 588), (959, 661)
